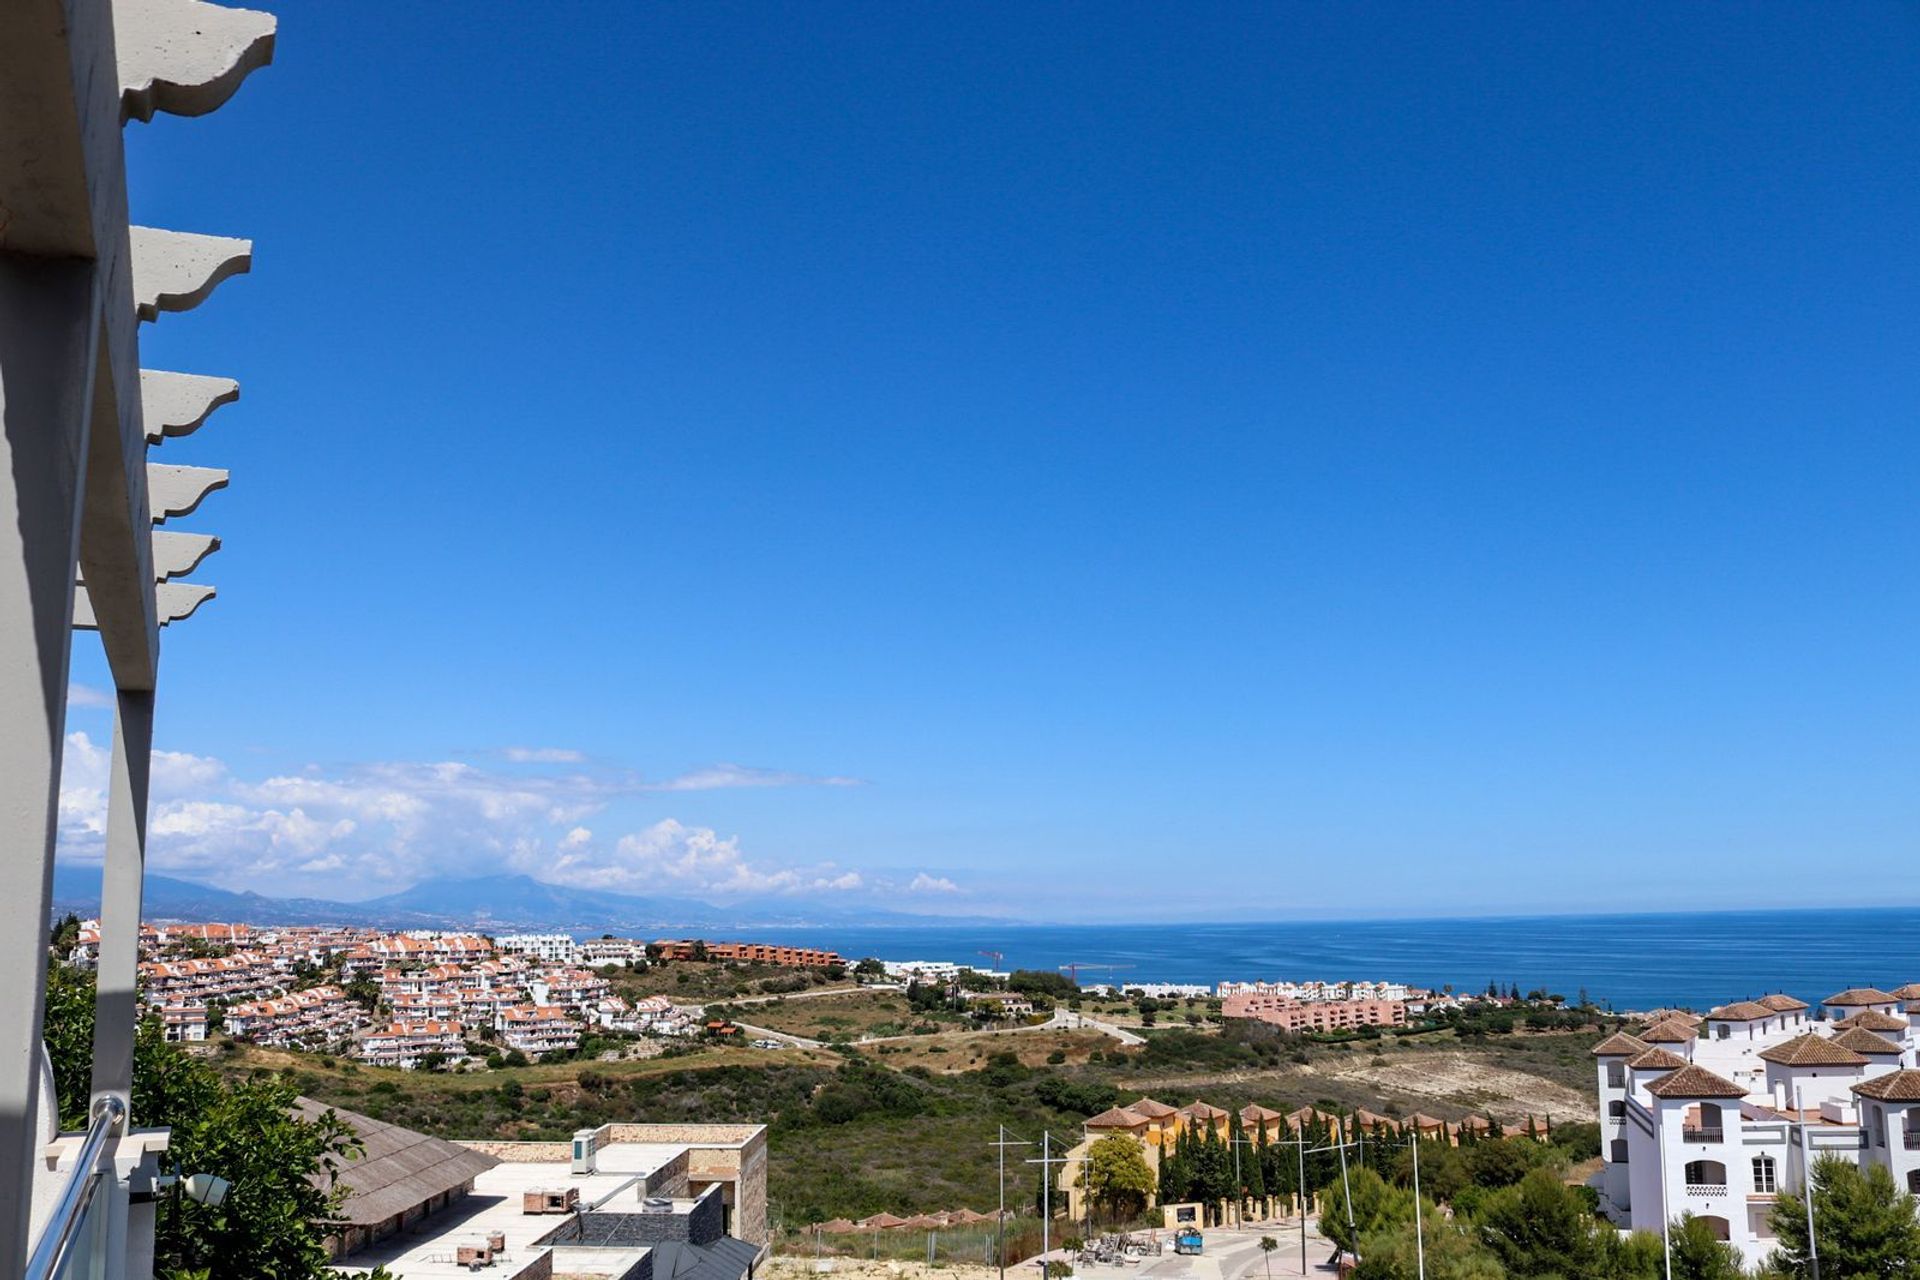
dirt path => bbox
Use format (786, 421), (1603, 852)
(1123, 1048), (1587, 1123)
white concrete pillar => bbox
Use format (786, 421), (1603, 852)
(0, 253), (101, 1280)
(91, 687), (155, 1113)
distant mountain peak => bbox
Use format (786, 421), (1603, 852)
(50, 864), (997, 932)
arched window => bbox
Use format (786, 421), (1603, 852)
(1684, 1160), (1727, 1187)
(1610, 1138), (1629, 1164)
(1752, 1155), (1777, 1194)
(1698, 1216), (1731, 1242)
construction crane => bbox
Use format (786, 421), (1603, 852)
(976, 949), (1005, 967)
(1058, 962), (1136, 986)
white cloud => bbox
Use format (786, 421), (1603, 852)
(54, 733), (871, 902)
(502, 746), (587, 764)
(558, 820), (864, 897)
(908, 873), (960, 894)
(651, 764), (863, 792)
(69, 683), (113, 709)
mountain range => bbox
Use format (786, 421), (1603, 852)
(49, 866), (997, 933)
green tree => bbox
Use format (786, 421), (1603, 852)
(50, 911), (82, 953)
(1353, 1216), (1503, 1280)
(1465, 1138), (1538, 1189)
(1474, 1168), (1621, 1279)
(44, 962), (360, 1280)
(1319, 1168), (1410, 1257)
(1258, 1236), (1278, 1280)
(1668, 1214), (1744, 1280)
(1084, 1135), (1155, 1222)
(1769, 1156), (1920, 1279)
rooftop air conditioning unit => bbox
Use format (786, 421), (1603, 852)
(572, 1128), (601, 1175)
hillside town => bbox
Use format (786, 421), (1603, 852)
(63, 920), (846, 1069)
(63, 917), (1472, 1071)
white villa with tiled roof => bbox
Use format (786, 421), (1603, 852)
(1594, 985), (1920, 1266)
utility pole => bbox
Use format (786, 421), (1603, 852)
(1796, 1085), (1821, 1280)
(1286, 1121), (1362, 1273)
(1334, 1114), (1357, 1256)
(988, 1127), (1032, 1280)
(1409, 1133), (1426, 1280)
(1027, 1132), (1071, 1271)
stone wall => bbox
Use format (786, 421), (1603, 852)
(458, 1140), (573, 1162)
(730, 1134), (768, 1245)
(507, 1247), (553, 1280)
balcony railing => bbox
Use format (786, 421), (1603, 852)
(26, 1096), (127, 1280)
(1682, 1127), (1725, 1143)
(1683, 1182), (1729, 1196)
(1904, 1132), (1920, 1151)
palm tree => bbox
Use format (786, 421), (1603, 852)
(1258, 1236), (1278, 1280)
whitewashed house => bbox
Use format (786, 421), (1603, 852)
(1595, 986), (1920, 1268)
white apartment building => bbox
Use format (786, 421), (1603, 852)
(359, 1019), (471, 1070)
(225, 984), (362, 1048)
(495, 932), (583, 964)
(1124, 983), (1212, 1000)
(579, 937), (646, 966)
(1594, 985), (1920, 1268)
(499, 1003), (583, 1056)
(1216, 978), (1412, 1002)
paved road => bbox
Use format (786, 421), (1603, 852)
(1051, 1223), (1336, 1280)
(730, 1020), (825, 1049)
(720, 997), (1143, 1052)
(1058, 1011), (1146, 1046)
(727, 984), (897, 1007)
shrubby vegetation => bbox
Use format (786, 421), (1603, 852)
(45, 963), (358, 1280)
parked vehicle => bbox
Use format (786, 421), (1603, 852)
(1174, 1229), (1203, 1256)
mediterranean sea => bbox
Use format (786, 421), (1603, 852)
(734, 909), (1920, 1014)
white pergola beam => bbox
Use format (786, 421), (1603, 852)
(116, 0), (275, 123)
(150, 531), (219, 580)
(146, 464), (227, 523)
(130, 226), (251, 322)
(140, 369), (238, 443)
(74, 581), (217, 630)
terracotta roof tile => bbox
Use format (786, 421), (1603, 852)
(1127, 1097), (1177, 1118)
(1838, 1010), (1909, 1033)
(1758, 1034), (1867, 1068)
(1646, 1065), (1747, 1099)
(1086, 1106), (1146, 1129)
(1628, 1047), (1691, 1071)
(1891, 984), (1920, 1001)
(1830, 1027), (1903, 1057)
(1593, 1032), (1651, 1057)
(1853, 1071), (1920, 1102)
(1758, 994), (1810, 1012)
(1708, 1001), (1775, 1022)
(1825, 988), (1898, 1007)
(1641, 1020), (1699, 1043)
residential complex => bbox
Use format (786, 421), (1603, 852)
(1060, 1092), (1539, 1225)
(1220, 992), (1409, 1033)
(1217, 979), (1413, 1003)
(651, 939), (845, 968)
(76, 920), (716, 1069)
(1593, 984), (1920, 1267)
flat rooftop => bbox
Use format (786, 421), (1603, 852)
(336, 1144), (690, 1280)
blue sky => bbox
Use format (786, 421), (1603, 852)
(59, 2), (1920, 919)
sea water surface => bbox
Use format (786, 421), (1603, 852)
(735, 910), (1920, 1013)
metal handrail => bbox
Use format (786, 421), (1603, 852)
(25, 1095), (127, 1280)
